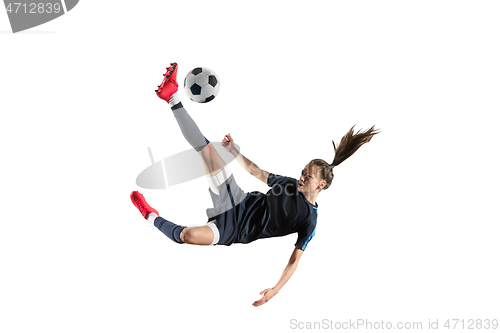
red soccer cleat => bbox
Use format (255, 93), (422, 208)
(156, 62), (178, 102)
(130, 191), (159, 219)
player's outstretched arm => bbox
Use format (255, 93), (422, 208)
(222, 134), (270, 184)
(252, 247), (304, 307)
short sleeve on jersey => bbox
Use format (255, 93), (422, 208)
(295, 220), (316, 251)
(267, 173), (298, 187)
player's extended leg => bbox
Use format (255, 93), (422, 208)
(156, 63), (230, 193)
(130, 191), (217, 245)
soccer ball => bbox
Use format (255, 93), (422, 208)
(184, 67), (220, 103)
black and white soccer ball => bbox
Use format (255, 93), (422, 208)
(184, 67), (220, 103)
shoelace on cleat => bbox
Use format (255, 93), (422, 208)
(134, 198), (147, 215)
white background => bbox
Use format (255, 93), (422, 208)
(1, 1), (499, 332)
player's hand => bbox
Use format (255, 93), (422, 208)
(252, 287), (278, 307)
(221, 133), (235, 154)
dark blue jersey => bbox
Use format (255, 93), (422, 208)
(228, 173), (318, 250)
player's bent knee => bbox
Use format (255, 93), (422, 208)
(180, 227), (190, 243)
(180, 228), (197, 244)
(180, 227), (212, 245)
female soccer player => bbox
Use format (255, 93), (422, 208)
(130, 63), (380, 307)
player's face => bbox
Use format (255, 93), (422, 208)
(298, 164), (324, 193)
